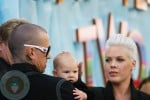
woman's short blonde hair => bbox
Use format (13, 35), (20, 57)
(105, 34), (138, 61)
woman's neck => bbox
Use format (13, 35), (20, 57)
(112, 79), (131, 100)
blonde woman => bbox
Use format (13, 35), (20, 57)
(103, 34), (150, 100)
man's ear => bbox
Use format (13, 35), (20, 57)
(25, 47), (34, 60)
(52, 69), (57, 76)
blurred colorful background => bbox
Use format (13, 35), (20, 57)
(0, 0), (150, 87)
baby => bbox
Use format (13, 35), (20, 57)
(53, 51), (89, 100)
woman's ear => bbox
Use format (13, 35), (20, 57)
(131, 60), (136, 70)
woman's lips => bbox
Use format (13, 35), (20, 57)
(109, 71), (118, 76)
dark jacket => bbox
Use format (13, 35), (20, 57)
(88, 86), (104, 100)
(73, 78), (94, 100)
(0, 58), (10, 78)
(103, 81), (150, 100)
(6, 63), (75, 100)
(0, 58), (11, 100)
(87, 80), (150, 100)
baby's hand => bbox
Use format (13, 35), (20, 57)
(73, 88), (87, 100)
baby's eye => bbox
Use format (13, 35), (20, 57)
(73, 71), (78, 73)
(64, 71), (69, 73)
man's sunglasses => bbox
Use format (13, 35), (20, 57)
(24, 44), (51, 57)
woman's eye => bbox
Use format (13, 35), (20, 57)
(105, 58), (110, 62)
(117, 58), (124, 62)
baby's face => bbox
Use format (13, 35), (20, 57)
(55, 63), (79, 83)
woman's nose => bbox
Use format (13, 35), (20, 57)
(110, 60), (117, 68)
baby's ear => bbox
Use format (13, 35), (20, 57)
(78, 62), (83, 77)
(52, 69), (57, 76)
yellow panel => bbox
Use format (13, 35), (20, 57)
(56, 0), (64, 4)
(123, 0), (129, 6)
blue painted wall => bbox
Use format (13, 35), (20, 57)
(0, 0), (150, 86)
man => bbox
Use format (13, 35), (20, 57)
(8, 23), (75, 99)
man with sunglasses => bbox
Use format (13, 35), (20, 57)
(7, 23), (75, 100)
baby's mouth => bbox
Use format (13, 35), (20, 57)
(68, 80), (74, 83)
